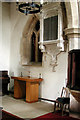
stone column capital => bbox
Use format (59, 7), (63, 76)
(64, 28), (80, 38)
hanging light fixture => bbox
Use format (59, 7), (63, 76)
(16, 0), (43, 15)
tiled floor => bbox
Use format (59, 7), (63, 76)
(2, 94), (80, 119)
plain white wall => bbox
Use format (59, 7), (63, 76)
(0, 3), (10, 71)
(0, 2), (2, 70)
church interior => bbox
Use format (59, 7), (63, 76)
(0, 1), (80, 119)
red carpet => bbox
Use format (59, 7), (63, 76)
(31, 112), (80, 120)
(1, 110), (80, 120)
(2, 110), (24, 120)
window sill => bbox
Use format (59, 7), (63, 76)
(43, 39), (59, 45)
(22, 62), (42, 67)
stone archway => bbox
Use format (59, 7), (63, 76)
(20, 15), (40, 65)
(64, 0), (80, 50)
(65, 1), (79, 28)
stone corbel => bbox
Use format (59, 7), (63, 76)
(57, 41), (64, 51)
(39, 42), (45, 52)
(45, 44), (61, 72)
(46, 51), (58, 72)
(39, 41), (61, 71)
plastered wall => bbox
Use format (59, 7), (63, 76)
(0, 3), (10, 71)
(0, 2), (2, 69)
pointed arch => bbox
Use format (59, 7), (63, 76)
(65, 1), (79, 28)
(20, 15), (42, 65)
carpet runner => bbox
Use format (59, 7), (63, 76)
(31, 112), (80, 120)
(1, 110), (80, 120)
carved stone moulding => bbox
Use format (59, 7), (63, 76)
(64, 28), (80, 50)
(39, 2), (65, 69)
(39, 42), (62, 72)
(39, 39), (64, 52)
(65, 28), (80, 38)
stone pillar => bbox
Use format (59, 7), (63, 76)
(78, 1), (80, 27)
(65, 27), (80, 113)
(65, 28), (80, 50)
